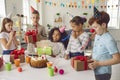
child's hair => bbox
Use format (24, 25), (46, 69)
(32, 10), (39, 16)
(88, 11), (110, 27)
(0, 18), (13, 32)
(48, 27), (62, 42)
(70, 16), (87, 25)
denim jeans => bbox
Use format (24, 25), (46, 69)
(3, 50), (14, 55)
(69, 52), (84, 58)
(95, 73), (111, 80)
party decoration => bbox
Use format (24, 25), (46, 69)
(94, 6), (101, 19)
(91, 0), (95, 5)
(82, 0), (84, 7)
(59, 69), (64, 75)
(90, 29), (95, 33)
(86, 0), (90, 5)
(31, 6), (35, 13)
(59, 25), (66, 33)
(36, 0), (40, 3)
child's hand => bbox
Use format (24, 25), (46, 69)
(64, 54), (69, 60)
(9, 31), (15, 39)
(88, 59), (99, 70)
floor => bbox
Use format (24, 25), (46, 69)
(0, 41), (120, 80)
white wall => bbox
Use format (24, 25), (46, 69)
(5, 0), (23, 16)
(42, 0), (120, 41)
(42, 0), (105, 30)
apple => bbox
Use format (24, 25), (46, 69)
(54, 66), (58, 73)
(18, 67), (22, 72)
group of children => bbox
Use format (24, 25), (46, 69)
(0, 7), (120, 80)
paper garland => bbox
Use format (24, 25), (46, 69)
(44, 0), (119, 9)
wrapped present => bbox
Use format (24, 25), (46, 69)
(0, 55), (3, 68)
(24, 30), (40, 43)
(71, 56), (90, 71)
(10, 48), (25, 63)
(36, 40), (51, 48)
(37, 47), (52, 56)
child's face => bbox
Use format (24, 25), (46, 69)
(70, 22), (82, 32)
(52, 30), (61, 42)
(5, 22), (13, 32)
(31, 14), (39, 25)
(91, 22), (105, 35)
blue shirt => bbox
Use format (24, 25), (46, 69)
(92, 32), (119, 75)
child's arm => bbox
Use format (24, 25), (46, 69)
(13, 36), (19, 47)
(77, 33), (90, 52)
(88, 53), (120, 69)
(0, 31), (14, 49)
(64, 37), (71, 59)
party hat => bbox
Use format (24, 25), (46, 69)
(59, 26), (66, 33)
(31, 6), (35, 13)
(94, 6), (101, 19)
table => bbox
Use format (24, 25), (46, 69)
(0, 57), (95, 80)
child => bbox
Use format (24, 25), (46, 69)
(88, 7), (120, 80)
(65, 16), (90, 59)
(48, 27), (65, 57)
(0, 18), (19, 54)
(27, 10), (47, 41)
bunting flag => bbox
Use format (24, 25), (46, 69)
(44, 1), (119, 9)
(36, 0), (40, 3)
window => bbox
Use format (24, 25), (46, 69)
(107, 0), (120, 29)
(0, 0), (6, 23)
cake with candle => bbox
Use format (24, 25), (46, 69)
(30, 55), (48, 68)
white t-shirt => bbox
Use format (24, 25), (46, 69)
(0, 32), (16, 50)
(50, 42), (65, 57)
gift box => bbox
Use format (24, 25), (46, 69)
(0, 55), (3, 68)
(71, 56), (90, 71)
(37, 47), (52, 56)
(25, 30), (40, 43)
(10, 48), (25, 64)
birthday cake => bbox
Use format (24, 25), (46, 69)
(30, 56), (48, 68)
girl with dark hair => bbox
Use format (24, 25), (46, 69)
(48, 27), (65, 57)
(65, 16), (90, 59)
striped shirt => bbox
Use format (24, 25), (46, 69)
(66, 32), (89, 54)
